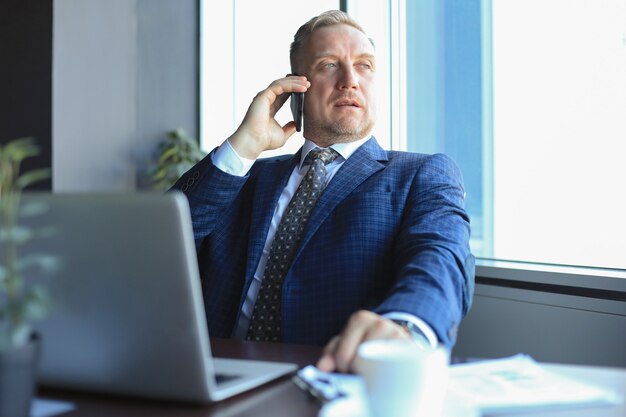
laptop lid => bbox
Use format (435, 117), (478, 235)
(20, 193), (295, 402)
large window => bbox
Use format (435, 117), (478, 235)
(402, 0), (626, 271)
(201, 1), (626, 273)
(490, 0), (626, 270)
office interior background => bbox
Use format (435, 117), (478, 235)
(1, 0), (624, 366)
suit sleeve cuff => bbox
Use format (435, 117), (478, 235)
(383, 311), (439, 348)
(211, 139), (255, 176)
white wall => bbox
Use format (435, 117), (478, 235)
(53, 0), (198, 191)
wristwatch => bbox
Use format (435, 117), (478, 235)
(391, 319), (432, 349)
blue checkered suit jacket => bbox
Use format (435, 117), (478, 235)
(172, 137), (474, 348)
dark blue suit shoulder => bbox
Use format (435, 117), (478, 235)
(384, 151), (460, 172)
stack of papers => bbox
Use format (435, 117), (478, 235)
(447, 354), (622, 414)
(314, 354), (622, 417)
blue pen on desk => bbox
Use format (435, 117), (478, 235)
(292, 365), (348, 403)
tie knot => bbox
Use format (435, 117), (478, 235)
(307, 148), (339, 166)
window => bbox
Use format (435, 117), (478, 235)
(403, 0), (488, 258)
(490, 0), (626, 270)
(403, 0), (626, 271)
(201, 0), (626, 273)
(200, 0), (338, 157)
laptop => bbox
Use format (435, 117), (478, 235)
(23, 192), (297, 403)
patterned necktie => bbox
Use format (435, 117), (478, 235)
(246, 148), (339, 342)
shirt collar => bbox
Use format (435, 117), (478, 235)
(298, 136), (371, 170)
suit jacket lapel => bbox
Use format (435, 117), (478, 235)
(291, 137), (388, 265)
(244, 152), (300, 286)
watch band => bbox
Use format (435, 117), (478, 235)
(391, 319), (432, 348)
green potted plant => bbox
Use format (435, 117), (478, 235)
(0, 137), (52, 417)
(147, 128), (206, 191)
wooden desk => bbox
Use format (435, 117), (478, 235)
(38, 338), (321, 417)
(38, 338), (626, 417)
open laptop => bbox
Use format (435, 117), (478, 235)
(23, 192), (296, 403)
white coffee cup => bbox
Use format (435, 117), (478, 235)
(354, 339), (449, 417)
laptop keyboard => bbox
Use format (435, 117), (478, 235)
(215, 373), (242, 384)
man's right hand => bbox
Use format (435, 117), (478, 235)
(228, 76), (310, 160)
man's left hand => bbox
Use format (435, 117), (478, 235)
(316, 310), (412, 373)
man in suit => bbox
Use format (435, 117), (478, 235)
(173, 10), (474, 373)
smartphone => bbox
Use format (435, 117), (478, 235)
(290, 91), (304, 132)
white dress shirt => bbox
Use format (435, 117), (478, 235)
(210, 137), (438, 347)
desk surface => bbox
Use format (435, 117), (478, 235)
(39, 338), (321, 417)
(39, 338), (625, 417)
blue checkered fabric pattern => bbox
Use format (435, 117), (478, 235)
(171, 137), (475, 348)
(246, 148), (339, 342)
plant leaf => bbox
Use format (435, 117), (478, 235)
(159, 146), (180, 163)
(16, 168), (51, 190)
(2, 137), (40, 163)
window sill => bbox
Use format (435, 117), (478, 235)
(475, 259), (626, 300)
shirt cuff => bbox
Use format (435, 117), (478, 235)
(211, 139), (256, 176)
(383, 311), (439, 348)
